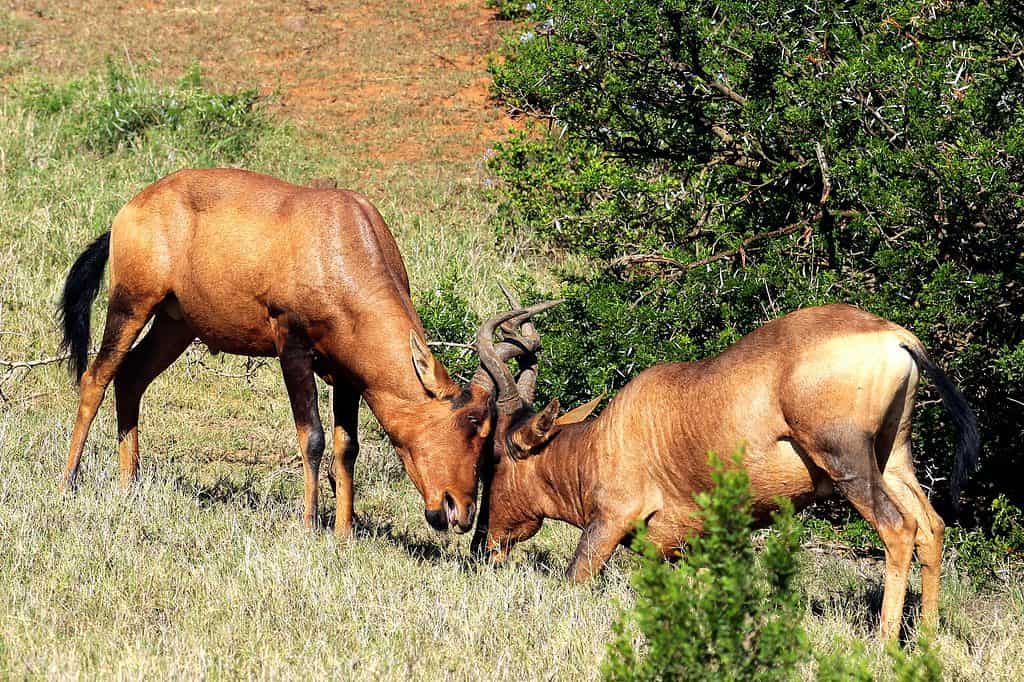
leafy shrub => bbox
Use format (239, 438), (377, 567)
(414, 264), (481, 383)
(886, 634), (944, 682)
(16, 59), (266, 160)
(489, 0), (1024, 522)
(816, 634), (943, 682)
(946, 494), (1024, 585)
(603, 451), (805, 681)
(486, 0), (541, 21)
(603, 451), (947, 680)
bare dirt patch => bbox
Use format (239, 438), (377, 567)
(2, 0), (514, 168)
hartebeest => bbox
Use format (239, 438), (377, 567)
(473, 300), (978, 639)
(59, 168), (510, 534)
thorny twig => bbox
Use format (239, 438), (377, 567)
(0, 352), (78, 370)
(427, 341), (476, 351)
(815, 141), (832, 205)
(0, 349), (97, 403)
(611, 214), (821, 275)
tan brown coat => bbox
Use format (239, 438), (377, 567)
(474, 304), (978, 639)
(59, 168), (497, 534)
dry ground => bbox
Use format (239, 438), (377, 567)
(3, 0), (508, 166)
(1, 1), (1023, 680)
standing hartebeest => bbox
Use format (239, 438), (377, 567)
(59, 168), (511, 535)
(472, 298), (979, 639)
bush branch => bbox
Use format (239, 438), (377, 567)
(611, 214), (822, 276)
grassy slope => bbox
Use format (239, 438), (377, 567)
(0, 2), (1021, 680)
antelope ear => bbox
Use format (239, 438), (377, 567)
(510, 398), (561, 455)
(555, 393), (605, 426)
(410, 331), (454, 398)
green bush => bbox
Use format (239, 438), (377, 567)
(802, 515), (885, 554)
(16, 59), (266, 160)
(489, 0), (1024, 522)
(603, 451), (805, 681)
(946, 494), (1024, 586)
(486, 0), (541, 21)
(602, 451), (947, 680)
(414, 264), (482, 383)
(816, 634), (943, 682)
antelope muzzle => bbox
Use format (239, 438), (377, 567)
(424, 492), (476, 533)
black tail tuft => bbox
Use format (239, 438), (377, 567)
(902, 340), (981, 510)
(58, 232), (111, 382)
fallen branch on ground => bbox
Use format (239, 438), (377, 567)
(1, 349), (96, 403)
(0, 352), (77, 370)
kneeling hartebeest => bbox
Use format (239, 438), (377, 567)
(473, 297), (978, 639)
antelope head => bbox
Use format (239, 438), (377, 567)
(399, 291), (562, 535)
(470, 287), (601, 556)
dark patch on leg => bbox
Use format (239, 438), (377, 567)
(306, 425), (325, 464)
(805, 421), (906, 530)
(278, 324), (326, 528)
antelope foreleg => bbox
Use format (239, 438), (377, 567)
(567, 518), (628, 583)
(328, 388), (360, 538)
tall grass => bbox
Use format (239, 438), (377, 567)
(0, 62), (1022, 680)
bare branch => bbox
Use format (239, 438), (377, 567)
(853, 94), (902, 142)
(611, 214), (822, 276)
(815, 141), (832, 205)
(609, 253), (689, 269)
(0, 353), (76, 370)
(1, 349), (96, 403)
(703, 78), (748, 106)
(427, 340), (476, 351)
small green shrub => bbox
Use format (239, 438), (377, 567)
(415, 264), (481, 383)
(803, 515), (884, 553)
(816, 633), (943, 682)
(946, 495), (1024, 586)
(603, 451), (805, 681)
(887, 634), (943, 682)
(991, 495), (1024, 551)
(486, 0), (542, 21)
(16, 58), (266, 160)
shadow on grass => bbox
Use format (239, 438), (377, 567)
(165, 466), (297, 511)
(321, 509), (573, 577)
(166, 468), (573, 576)
(806, 574), (926, 642)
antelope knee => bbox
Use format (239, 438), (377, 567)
(305, 427), (326, 464)
(340, 441), (359, 467)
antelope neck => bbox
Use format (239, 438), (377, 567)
(512, 421), (597, 529)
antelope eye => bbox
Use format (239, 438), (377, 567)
(468, 415), (481, 426)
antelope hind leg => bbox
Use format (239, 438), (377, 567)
(278, 333), (326, 530)
(113, 314), (194, 488)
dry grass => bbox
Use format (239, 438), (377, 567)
(1, 2), (1023, 680)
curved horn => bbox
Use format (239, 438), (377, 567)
(473, 300), (561, 414)
(499, 284), (543, 404)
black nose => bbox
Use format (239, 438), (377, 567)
(424, 507), (449, 531)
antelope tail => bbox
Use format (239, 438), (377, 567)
(900, 334), (980, 508)
(58, 231), (111, 382)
